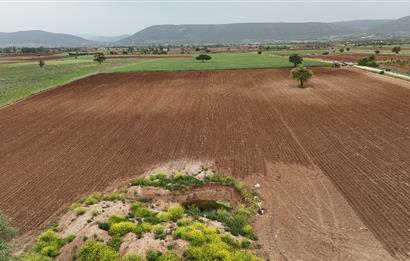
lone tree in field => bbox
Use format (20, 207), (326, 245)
(392, 46), (401, 54)
(289, 54), (303, 67)
(195, 54), (212, 62)
(339, 48), (344, 53)
(375, 50), (380, 54)
(94, 52), (106, 64)
(38, 59), (45, 68)
(290, 66), (313, 88)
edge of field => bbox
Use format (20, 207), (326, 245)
(0, 55), (328, 109)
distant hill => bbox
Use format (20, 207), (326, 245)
(117, 23), (354, 45)
(118, 16), (410, 45)
(333, 19), (392, 31)
(79, 34), (131, 43)
(0, 30), (94, 47)
(370, 16), (410, 34)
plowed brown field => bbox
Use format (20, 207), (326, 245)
(304, 53), (410, 62)
(0, 68), (409, 259)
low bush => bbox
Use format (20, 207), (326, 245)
(15, 252), (52, 261)
(32, 230), (66, 258)
(78, 241), (119, 261)
(69, 202), (81, 211)
(122, 254), (143, 261)
(152, 225), (166, 240)
(107, 236), (122, 251)
(0, 211), (16, 261)
(103, 192), (125, 202)
(109, 221), (136, 237)
(107, 215), (127, 226)
(84, 193), (103, 205)
(146, 249), (163, 261)
(130, 202), (155, 219)
(157, 251), (180, 261)
(74, 207), (87, 216)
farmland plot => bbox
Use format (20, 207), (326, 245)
(0, 68), (409, 260)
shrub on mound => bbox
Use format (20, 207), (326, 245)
(84, 193), (103, 205)
(79, 241), (119, 261)
(109, 221), (137, 237)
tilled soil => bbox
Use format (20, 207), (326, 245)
(0, 68), (409, 259)
(303, 53), (410, 62)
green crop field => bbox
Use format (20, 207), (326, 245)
(112, 53), (327, 72)
(0, 57), (150, 107)
(0, 53), (328, 107)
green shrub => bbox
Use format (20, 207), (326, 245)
(98, 222), (110, 231)
(146, 249), (162, 261)
(156, 211), (171, 222)
(130, 202), (155, 219)
(157, 251), (180, 261)
(15, 252), (52, 261)
(79, 240), (119, 261)
(33, 230), (65, 258)
(63, 235), (75, 244)
(241, 238), (251, 248)
(103, 192), (125, 202)
(91, 209), (99, 217)
(108, 215), (127, 226)
(109, 222), (137, 237)
(144, 215), (160, 225)
(167, 204), (185, 221)
(84, 193), (103, 205)
(176, 217), (193, 227)
(107, 236), (122, 251)
(122, 254), (142, 261)
(74, 207), (87, 216)
(0, 211), (16, 261)
(69, 202), (82, 211)
(152, 225), (166, 240)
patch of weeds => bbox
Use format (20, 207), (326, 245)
(130, 202), (155, 219)
(69, 202), (82, 211)
(158, 251), (180, 261)
(157, 204), (185, 223)
(91, 209), (99, 218)
(78, 240), (119, 261)
(123, 253), (143, 261)
(241, 238), (251, 248)
(103, 192), (125, 202)
(107, 236), (122, 251)
(32, 230), (66, 258)
(109, 221), (137, 237)
(84, 193), (103, 206)
(167, 242), (176, 250)
(201, 205), (255, 238)
(145, 249), (163, 261)
(63, 235), (76, 244)
(14, 252), (52, 261)
(74, 207), (87, 216)
(152, 224), (166, 240)
(107, 215), (127, 226)
(173, 222), (262, 261)
(130, 172), (204, 191)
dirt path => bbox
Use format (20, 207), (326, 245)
(0, 68), (409, 259)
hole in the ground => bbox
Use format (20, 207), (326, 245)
(183, 199), (230, 211)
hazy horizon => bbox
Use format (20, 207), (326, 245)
(1, 1), (410, 36)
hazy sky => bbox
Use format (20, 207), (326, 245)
(0, 0), (410, 36)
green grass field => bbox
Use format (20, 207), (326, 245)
(112, 53), (327, 72)
(0, 57), (149, 106)
(0, 53), (328, 107)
